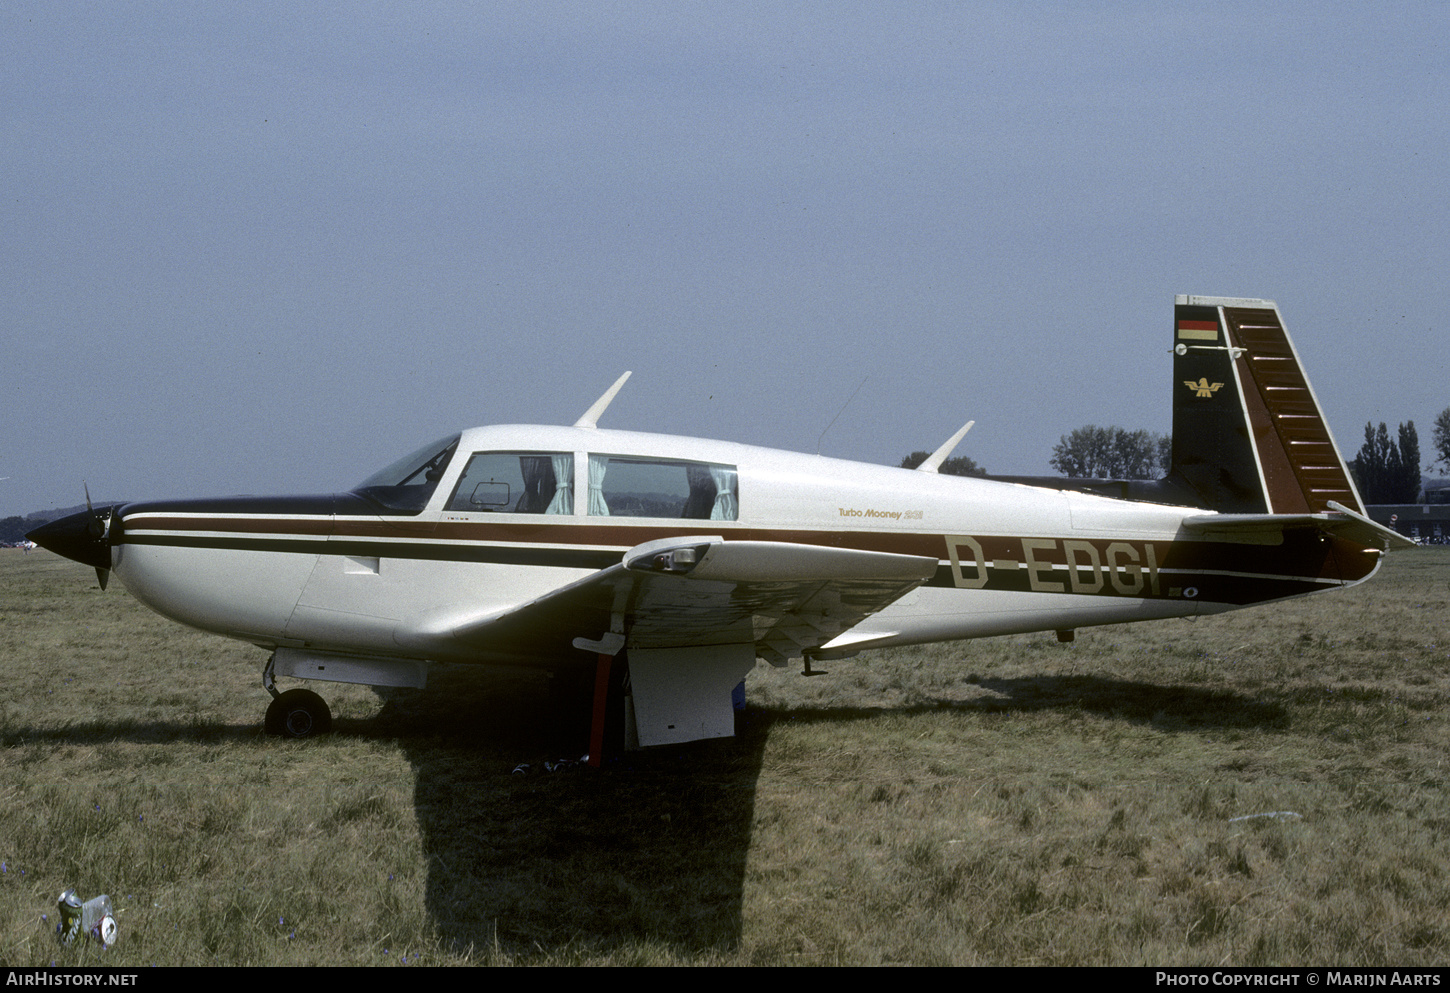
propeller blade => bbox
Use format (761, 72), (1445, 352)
(84, 482), (106, 539)
(84, 482), (112, 587)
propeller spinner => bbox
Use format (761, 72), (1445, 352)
(26, 485), (122, 589)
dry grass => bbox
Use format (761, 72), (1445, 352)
(2, 546), (1448, 965)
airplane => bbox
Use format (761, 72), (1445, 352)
(29, 295), (1413, 764)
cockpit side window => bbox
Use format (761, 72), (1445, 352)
(446, 452), (575, 514)
(587, 456), (738, 520)
(351, 435), (460, 514)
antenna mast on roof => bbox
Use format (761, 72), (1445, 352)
(575, 371), (632, 429)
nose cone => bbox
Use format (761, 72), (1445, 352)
(27, 507), (122, 571)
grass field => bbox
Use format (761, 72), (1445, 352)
(2, 546), (1448, 966)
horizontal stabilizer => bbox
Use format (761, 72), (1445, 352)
(1181, 501), (1415, 551)
(1323, 500), (1419, 550)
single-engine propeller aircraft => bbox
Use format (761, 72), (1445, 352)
(30, 296), (1412, 763)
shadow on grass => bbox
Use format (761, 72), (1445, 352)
(373, 665), (768, 959)
(749, 673), (1291, 731)
(974, 673), (1289, 729)
(372, 668), (1284, 957)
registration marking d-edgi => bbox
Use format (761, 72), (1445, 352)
(946, 534), (1162, 596)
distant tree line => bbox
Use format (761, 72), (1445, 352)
(898, 403), (1450, 504)
(1350, 421), (1421, 504)
(1049, 426), (1171, 480)
(0, 507), (83, 546)
(897, 452), (985, 476)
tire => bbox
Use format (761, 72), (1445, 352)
(264, 688), (333, 738)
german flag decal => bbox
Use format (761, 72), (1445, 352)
(1177, 318), (1219, 341)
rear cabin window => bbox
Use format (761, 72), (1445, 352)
(587, 456), (738, 520)
(446, 452), (574, 514)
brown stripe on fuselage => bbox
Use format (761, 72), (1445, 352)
(118, 509), (1380, 607)
(124, 513), (335, 536)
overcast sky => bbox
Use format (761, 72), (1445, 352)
(4, 2), (1447, 517)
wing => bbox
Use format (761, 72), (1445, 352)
(396, 535), (939, 665)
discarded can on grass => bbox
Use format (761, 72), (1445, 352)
(56, 891), (82, 944)
(56, 890), (116, 948)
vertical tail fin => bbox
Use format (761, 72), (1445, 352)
(1168, 295), (1364, 515)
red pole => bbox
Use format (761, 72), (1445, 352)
(586, 652), (612, 768)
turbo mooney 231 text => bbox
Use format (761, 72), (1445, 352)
(30, 297), (1412, 762)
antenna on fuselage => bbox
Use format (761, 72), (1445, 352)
(575, 371), (632, 429)
(916, 420), (975, 473)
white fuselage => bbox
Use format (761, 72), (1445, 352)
(106, 422), (1373, 668)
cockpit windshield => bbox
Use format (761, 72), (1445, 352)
(351, 434), (460, 514)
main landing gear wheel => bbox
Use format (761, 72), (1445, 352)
(265, 688), (333, 738)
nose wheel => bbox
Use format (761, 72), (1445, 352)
(261, 651), (332, 738)
(264, 688), (333, 738)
